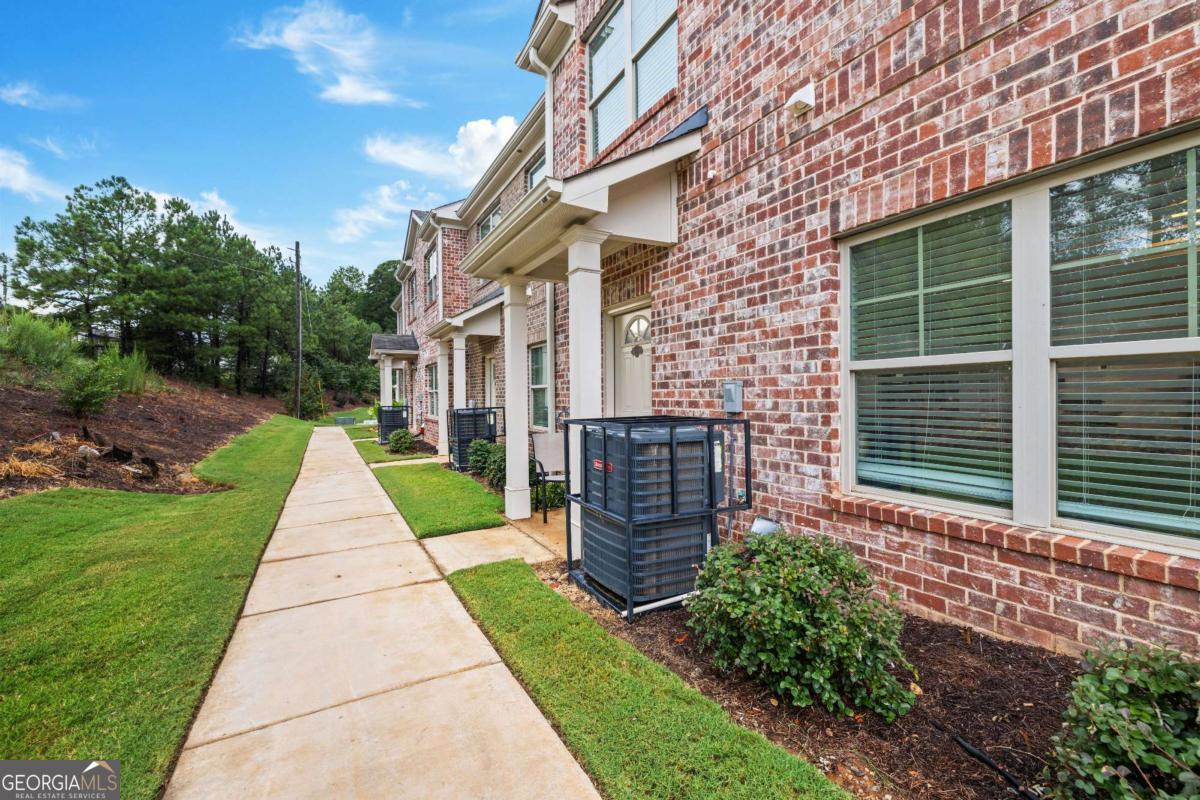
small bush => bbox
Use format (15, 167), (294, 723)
(0, 310), (75, 371)
(58, 357), (120, 417)
(97, 346), (153, 395)
(538, 481), (566, 509)
(467, 438), (498, 475)
(686, 531), (916, 722)
(483, 445), (507, 491)
(1045, 643), (1200, 799)
(387, 428), (416, 454)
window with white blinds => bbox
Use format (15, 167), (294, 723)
(588, 0), (678, 156)
(589, 4), (626, 156)
(845, 135), (1200, 546)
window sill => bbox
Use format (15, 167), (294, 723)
(829, 493), (1200, 592)
(587, 89), (678, 170)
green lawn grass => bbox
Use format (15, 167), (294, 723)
(315, 405), (373, 425)
(374, 463), (504, 538)
(346, 425), (379, 441)
(353, 439), (428, 464)
(449, 560), (848, 800)
(0, 415), (312, 799)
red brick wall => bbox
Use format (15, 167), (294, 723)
(554, 0), (1200, 654)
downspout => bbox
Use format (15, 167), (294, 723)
(528, 47), (555, 178)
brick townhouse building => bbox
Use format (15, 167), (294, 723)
(370, 0), (1200, 655)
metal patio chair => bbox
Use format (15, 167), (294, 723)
(530, 431), (566, 524)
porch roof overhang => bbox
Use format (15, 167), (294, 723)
(368, 333), (419, 362)
(459, 125), (703, 283)
(426, 292), (504, 340)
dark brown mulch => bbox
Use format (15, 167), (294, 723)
(0, 379), (282, 498)
(534, 562), (1081, 800)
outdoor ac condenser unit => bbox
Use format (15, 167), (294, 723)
(449, 407), (500, 470)
(377, 405), (410, 445)
(565, 417), (751, 619)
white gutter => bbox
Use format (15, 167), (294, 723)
(527, 48), (555, 178)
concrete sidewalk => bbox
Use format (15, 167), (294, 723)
(165, 426), (598, 799)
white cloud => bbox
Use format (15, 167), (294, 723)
(364, 115), (518, 188)
(0, 81), (84, 111)
(330, 180), (444, 243)
(23, 134), (96, 161)
(0, 148), (65, 201)
(235, 1), (419, 106)
(26, 136), (67, 159)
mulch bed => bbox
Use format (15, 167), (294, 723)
(534, 562), (1081, 800)
(0, 380), (282, 498)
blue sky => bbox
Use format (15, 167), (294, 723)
(0, 0), (543, 284)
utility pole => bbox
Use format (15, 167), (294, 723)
(293, 241), (302, 418)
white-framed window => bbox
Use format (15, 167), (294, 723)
(526, 150), (547, 189)
(426, 364), (439, 419)
(426, 245), (439, 305)
(842, 133), (1200, 551)
(406, 275), (417, 324)
(479, 202), (503, 240)
(588, 0), (678, 158)
(529, 344), (549, 428)
(392, 368), (404, 404)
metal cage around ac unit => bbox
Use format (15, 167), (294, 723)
(377, 405), (410, 445)
(564, 416), (752, 620)
(449, 407), (503, 470)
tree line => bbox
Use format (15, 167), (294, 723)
(2, 176), (398, 404)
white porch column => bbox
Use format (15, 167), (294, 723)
(561, 227), (607, 418)
(561, 226), (608, 556)
(501, 277), (531, 519)
(436, 341), (450, 456)
(452, 333), (468, 408)
(378, 355), (392, 407)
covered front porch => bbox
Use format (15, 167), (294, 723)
(368, 333), (419, 416)
(428, 290), (504, 459)
(458, 117), (703, 526)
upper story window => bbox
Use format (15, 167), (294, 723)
(478, 202), (503, 240)
(526, 150), (547, 189)
(588, 0), (678, 158)
(406, 274), (416, 323)
(844, 136), (1200, 547)
(426, 245), (439, 305)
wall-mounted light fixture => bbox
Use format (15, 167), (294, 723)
(785, 82), (815, 116)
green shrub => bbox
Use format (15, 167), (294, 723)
(0, 310), (75, 371)
(467, 439), (499, 475)
(686, 531), (916, 722)
(538, 481), (566, 509)
(387, 428), (416, 454)
(483, 445), (508, 491)
(58, 357), (120, 417)
(97, 346), (153, 395)
(1045, 643), (1200, 799)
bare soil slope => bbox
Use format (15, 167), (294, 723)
(0, 380), (284, 498)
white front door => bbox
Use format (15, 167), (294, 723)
(484, 356), (496, 407)
(614, 310), (652, 416)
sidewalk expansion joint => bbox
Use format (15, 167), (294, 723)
(239, 577), (445, 618)
(181, 658), (502, 751)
